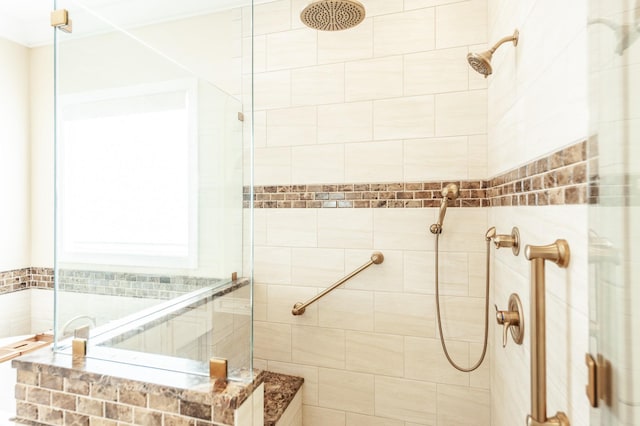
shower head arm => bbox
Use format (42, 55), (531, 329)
(489, 29), (519, 53)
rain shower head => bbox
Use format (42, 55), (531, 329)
(300, 0), (366, 31)
(467, 29), (519, 78)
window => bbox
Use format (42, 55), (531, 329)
(58, 80), (198, 268)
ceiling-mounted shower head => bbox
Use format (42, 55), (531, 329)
(300, 0), (366, 31)
(467, 29), (519, 78)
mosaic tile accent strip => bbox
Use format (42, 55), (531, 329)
(245, 141), (589, 208)
(58, 269), (225, 300)
(13, 351), (265, 426)
(487, 141), (588, 206)
(0, 267), (53, 295)
(0, 268), (229, 300)
(245, 181), (488, 209)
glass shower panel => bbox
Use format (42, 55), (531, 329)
(588, 0), (640, 423)
(53, 0), (251, 379)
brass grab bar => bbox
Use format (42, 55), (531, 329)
(291, 251), (384, 316)
(525, 240), (571, 426)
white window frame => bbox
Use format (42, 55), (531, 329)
(57, 79), (199, 269)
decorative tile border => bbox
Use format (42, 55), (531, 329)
(0, 268), (227, 300)
(58, 269), (224, 300)
(245, 140), (589, 208)
(487, 141), (588, 206)
(245, 181), (488, 209)
(0, 267), (53, 295)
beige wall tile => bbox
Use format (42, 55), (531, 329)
(345, 56), (403, 102)
(303, 406), (346, 426)
(435, 207), (488, 253)
(373, 209), (434, 251)
(266, 209), (318, 248)
(435, 0), (488, 49)
(291, 247), (345, 287)
(254, 321), (292, 362)
(266, 28), (317, 71)
(253, 0), (291, 36)
(267, 285), (319, 325)
(292, 325), (345, 368)
(404, 47), (470, 95)
(266, 106), (317, 147)
(253, 110), (267, 148)
(437, 384), (491, 426)
(435, 90), (487, 137)
(343, 249), (404, 292)
(404, 337), (469, 386)
(317, 208), (374, 249)
(374, 292), (435, 337)
(318, 19), (373, 64)
(345, 141), (404, 183)
(346, 331), (404, 376)
(318, 102), (373, 144)
(362, 0), (403, 16)
(246, 35), (266, 74)
(254, 246), (291, 285)
(404, 250), (469, 296)
(375, 376), (437, 424)
(374, 95), (435, 140)
(437, 296), (486, 343)
(405, 0), (464, 9)
(291, 64), (345, 106)
(374, 9), (436, 56)
(345, 413), (403, 426)
(318, 289), (374, 332)
(254, 70), (291, 110)
(318, 368), (375, 415)
(292, 144), (345, 184)
(254, 283), (267, 321)
(404, 137), (469, 181)
(469, 342), (490, 390)
(289, 0), (309, 30)
(468, 134), (487, 178)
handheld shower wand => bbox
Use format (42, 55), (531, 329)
(429, 183), (459, 234)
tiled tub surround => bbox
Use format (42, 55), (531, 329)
(0, 268), (53, 294)
(247, 140), (589, 209)
(13, 350), (265, 426)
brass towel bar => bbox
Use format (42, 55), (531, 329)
(525, 240), (571, 426)
(291, 251), (384, 315)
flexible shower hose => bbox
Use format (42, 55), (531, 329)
(434, 233), (491, 372)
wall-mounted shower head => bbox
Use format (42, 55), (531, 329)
(467, 29), (519, 78)
(300, 0), (366, 31)
(430, 183), (459, 234)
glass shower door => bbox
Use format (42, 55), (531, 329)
(53, 0), (252, 379)
(588, 0), (640, 423)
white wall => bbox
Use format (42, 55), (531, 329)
(0, 37), (31, 270)
(487, 1), (590, 425)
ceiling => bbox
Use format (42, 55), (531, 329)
(0, 0), (252, 47)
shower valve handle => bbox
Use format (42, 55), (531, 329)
(491, 227), (521, 256)
(494, 294), (525, 348)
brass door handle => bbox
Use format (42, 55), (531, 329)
(494, 293), (524, 347)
